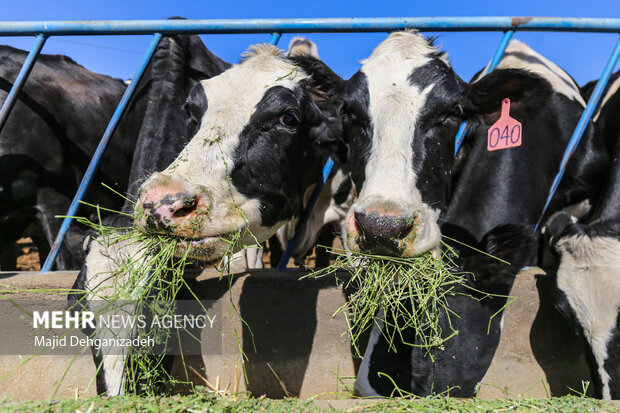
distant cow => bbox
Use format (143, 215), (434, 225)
(297, 32), (608, 396)
(542, 70), (620, 399)
(0, 46), (150, 269)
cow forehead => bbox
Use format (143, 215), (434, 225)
(199, 48), (308, 133)
(359, 31), (444, 116)
(355, 32), (444, 204)
(485, 39), (585, 107)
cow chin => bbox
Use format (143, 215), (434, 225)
(345, 204), (441, 258)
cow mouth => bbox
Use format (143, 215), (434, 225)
(170, 230), (243, 260)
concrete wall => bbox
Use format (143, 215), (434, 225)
(0, 268), (593, 400)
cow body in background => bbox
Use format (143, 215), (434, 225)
(304, 33), (608, 396)
(543, 71), (620, 399)
(444, 40), (607, 247)
(0, 46), (149, 269)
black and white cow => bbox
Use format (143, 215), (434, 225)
(444, 40), (608, 246)
(73, 36), (343, 395)
(134, 44), (342, 261)
(295, 32), (608, 396)
(0, 45), (150, 269)
(542, 71), (620, 399)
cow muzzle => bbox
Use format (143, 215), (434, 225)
(134, 172), (243, 260)
(345, 201), (440, 257)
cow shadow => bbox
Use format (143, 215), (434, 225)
(178, 269), (358, 398)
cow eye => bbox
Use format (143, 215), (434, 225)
(279, 112), (299, 128)
(449, 104), (463, 118)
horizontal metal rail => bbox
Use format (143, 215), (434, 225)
(0, 17), (619, 36)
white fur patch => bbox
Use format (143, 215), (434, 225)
(287, 37), (320, 59)
(593, 75), (620, 122)
(479, 39), (585, 107)
(83, 235), (151, 396)
(555, 234), (620, 399)
(276, 169), (353, 261)
(354, 311), (385, 397)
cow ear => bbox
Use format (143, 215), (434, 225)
(292, 55), (347, 164)
(290, 55), (345, 101)
(305, 99), (347, 165)
(462, 68), (552, 120)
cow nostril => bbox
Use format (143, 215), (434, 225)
(172, 199), (197, 218)
(397, 223), (414, 239)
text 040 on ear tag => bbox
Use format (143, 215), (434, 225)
(487, 98), (522, 151)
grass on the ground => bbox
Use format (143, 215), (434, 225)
(0, 394), (617, 413)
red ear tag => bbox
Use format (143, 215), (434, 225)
(487, 98), (522, 151)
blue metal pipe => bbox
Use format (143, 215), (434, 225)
(0, 34), (47, 132)
(277, 158), (335, 270)
(454, 30), (514, 156)
(41, 33), (163, 272)
(269, 32), (281, 45)
(534, 35), (620, 232)
(0, 17), (619, 36)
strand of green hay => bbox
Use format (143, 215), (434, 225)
(305, 243), (475, 360)
(72, 200), (259, 393)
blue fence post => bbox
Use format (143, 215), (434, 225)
(269, 32), (281, 45)
(534, 35), (620, 232)
(277, 158), (335, 270)
(454, 30), (514, 156)
(41, 33), (163, 272)
(0, 33), (47, 133)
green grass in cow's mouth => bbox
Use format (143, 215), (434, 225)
(60, 184), (257, 395)
(304, 243), (507, 361)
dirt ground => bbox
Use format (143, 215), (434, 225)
(11, 235), (342, 273)
(16, 238), (40, 271)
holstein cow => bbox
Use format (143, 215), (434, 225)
(444, 40), (608, 246)
(542, 72), (620, 399)
(134, 44), (342, 261)
(72, 38), (343, 395)
(293, 32), (608, 396)
(0, 45), (149, 269)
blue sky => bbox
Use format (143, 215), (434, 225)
(0, 1), (618, 85)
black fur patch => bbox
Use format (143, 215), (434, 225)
(230, 85), (337, 227)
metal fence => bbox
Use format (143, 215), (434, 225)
(0, 17), (616, 272)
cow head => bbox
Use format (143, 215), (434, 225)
(337, 31), (465, 257)
(135, 44), (342, 260)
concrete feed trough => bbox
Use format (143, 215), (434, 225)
(0, 268), (593, 400)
